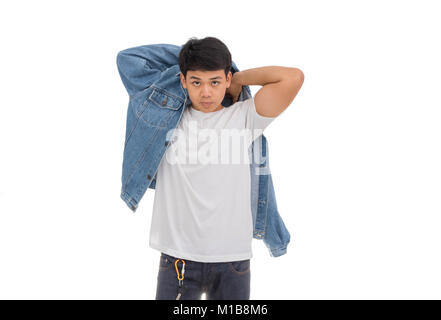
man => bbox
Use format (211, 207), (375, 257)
(150, 37), (304, 300)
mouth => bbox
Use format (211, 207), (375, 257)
(201, 102), (212, 107)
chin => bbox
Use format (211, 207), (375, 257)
(200, 104), (216, 112)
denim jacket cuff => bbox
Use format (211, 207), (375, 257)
(120, 191), (138, 213)
(269, 245), (288, 257)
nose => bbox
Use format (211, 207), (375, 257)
(201, 84), (211, 97)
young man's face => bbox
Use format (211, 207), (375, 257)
(180, 69), (232, 113)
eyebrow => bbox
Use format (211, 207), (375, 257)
(190, 76), (222, 80)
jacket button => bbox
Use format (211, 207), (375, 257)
(164, 141), (169, 146)
(147, 175), (151, 179)
(162, 98), (167, 106)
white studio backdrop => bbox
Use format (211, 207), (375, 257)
(0, 0), (440, 299)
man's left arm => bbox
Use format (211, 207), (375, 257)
(232, 66), (304, 118)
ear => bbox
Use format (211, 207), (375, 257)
(180, 72), (187, 89)
(226, 71), (232, 88)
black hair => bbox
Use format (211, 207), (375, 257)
(178, 36), (232, 80)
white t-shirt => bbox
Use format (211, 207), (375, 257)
(149, 96), (276, 262)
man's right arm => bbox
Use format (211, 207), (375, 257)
(116, 44), (181, 98)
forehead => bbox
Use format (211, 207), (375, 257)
(186, 70), (225, 80)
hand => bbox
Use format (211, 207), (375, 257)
(225, 72), (243, 103)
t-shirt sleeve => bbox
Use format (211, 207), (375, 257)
(243, 96), (276, 132)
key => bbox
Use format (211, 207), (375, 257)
(176, 282), (183, 300)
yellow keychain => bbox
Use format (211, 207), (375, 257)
(174, 259), (186, 300)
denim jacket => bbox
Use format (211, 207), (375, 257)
(116, 44), (291, 257)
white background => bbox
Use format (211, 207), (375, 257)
(1, 0), (440, 299)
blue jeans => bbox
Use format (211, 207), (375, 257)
(155, 252), (251, 300)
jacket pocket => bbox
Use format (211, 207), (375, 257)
(136, 87), (182, 128)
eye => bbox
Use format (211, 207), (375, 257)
(191, 81), (220, 86)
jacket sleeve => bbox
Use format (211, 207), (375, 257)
(116, 43), (182, 98)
